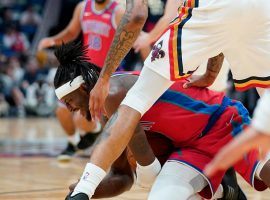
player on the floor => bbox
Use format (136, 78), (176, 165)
(72, 0), (270, 193)
(54, 42), (270, 200)
(38, 0), (124, 160)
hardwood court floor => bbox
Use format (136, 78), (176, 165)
(0, 118), (270, 200)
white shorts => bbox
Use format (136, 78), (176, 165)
(144, 0), (270, 91)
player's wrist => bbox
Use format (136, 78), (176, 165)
(72, 163), (106, 198)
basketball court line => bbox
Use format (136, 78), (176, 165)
(0, 188), (66, 195)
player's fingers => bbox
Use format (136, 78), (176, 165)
(183, 79), (193, 88)
(92, 97), (101, 122)
(134, 47), (140, 53)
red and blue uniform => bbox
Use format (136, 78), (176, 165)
(81, 0), (118, 68)
(140, 80), (267, 199)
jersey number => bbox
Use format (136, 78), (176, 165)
(88, 35), (102, 51)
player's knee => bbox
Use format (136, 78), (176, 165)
(148, 183), (194, 200)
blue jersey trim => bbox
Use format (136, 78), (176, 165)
(158, 90), (220, 115)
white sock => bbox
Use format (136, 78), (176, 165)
(68, 131), (81, 146)
(136, 158), (161, 188)
(72, 163), (106, 198)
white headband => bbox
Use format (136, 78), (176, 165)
(55, 75), (85, 99)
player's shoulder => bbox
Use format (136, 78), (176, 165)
(76, 1), (85, 12)
(107, 74), (137, 99)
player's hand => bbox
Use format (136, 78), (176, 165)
(38, 37), (55, 50)
(183, 74), (215, 89)
(133, 32), (151, 53)
(204, 127), (270, 177)
(89, 78), (109, 121)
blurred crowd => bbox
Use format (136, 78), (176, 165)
(0, 0), (58, 117)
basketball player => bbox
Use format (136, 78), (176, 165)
(54, 42), (270, 200)
(75, 0), (270, 193)
(38, 0), (124, 160)
(133, 0), (230, 92)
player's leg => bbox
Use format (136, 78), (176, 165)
(234, 150), (269, 193)
(121, 66), (174, 116)
(56, 105), (79, 160)
(148, 161), (208, 200)
(73, 113), (101, 149)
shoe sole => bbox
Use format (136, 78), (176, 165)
(57, 155), (72, 162)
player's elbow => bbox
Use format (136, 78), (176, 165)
(130, 12), (148, 25)
(126, 3), (148, 26)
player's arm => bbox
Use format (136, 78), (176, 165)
(89, 0), (148, 121)
(114, 5), (125, 27)
(134, 0), (181, 52)
(183, 53), (224, 88)
(104, 77), (155, 167)
(100, 0), (148, 80)
(38, 1), (83, 50)
(103, 77), (159, 188)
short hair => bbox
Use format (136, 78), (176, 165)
(54, 41), (101, 91)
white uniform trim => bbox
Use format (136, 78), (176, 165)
(55, 76), (85, 100)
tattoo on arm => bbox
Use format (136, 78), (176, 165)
(94, 111), (119, 146)
(100, 0), (148, 79)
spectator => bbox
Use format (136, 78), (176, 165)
(2, 24), (30, 55)
(20, 4), (42, 41)
(0, 7), (18, 32)
(0, 59), (25, 117)
(24, 75), (56, 116)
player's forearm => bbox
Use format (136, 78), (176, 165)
(148, 17), (172, 43)
(90, 106), (141, 171)
(205, 53), (224, 85)
(51, 29), (79, 46)
(148, 0), (180, 43)
(100, 0), (148, 81)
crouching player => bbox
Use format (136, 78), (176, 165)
(54, 42), (270, 200)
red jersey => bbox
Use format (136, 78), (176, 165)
(141, 81), (225, 146)
(81, 0), (118, 68)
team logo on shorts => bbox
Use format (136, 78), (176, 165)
(151, 40), (165, 62)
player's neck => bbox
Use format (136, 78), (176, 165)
(94, 0), (110, 11)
